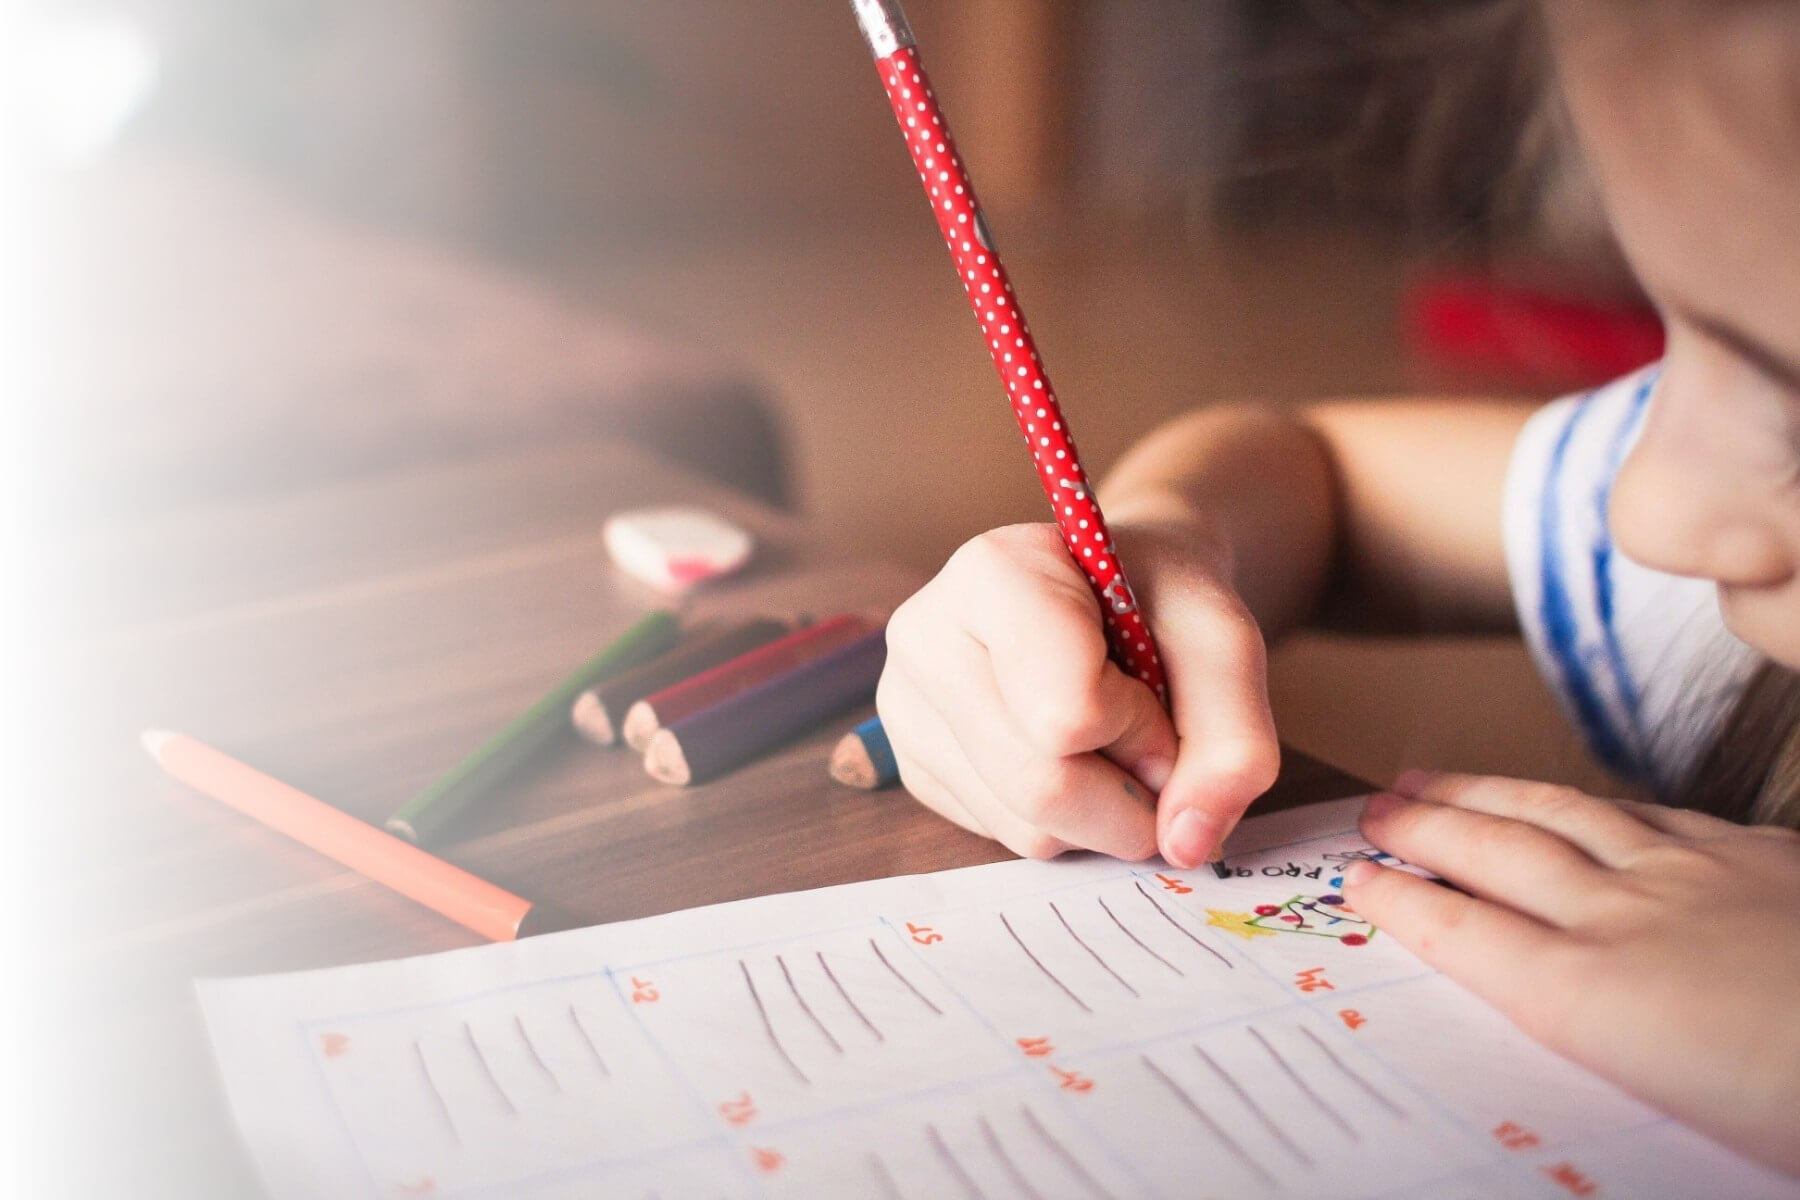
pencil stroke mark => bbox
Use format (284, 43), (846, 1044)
(867, 1152), (904, 1200)
(777, 953), (844, 1053)
(413, 1039), (460, 1146)
(1097, 894), (1182, 976)
(978, 1114), (1044, 1200)
(741, 959), (810, 1084)
(1051, 901), (1139, 997)
(819, 951), (884, 1042)
(463, 1021), (519, 1116)
(1139, 1054), (1275, 1187)
(568, 1004), (610, 1077)
(1297, 1025), (1407, 1118)
(1019, 1103), (1116, 1200)
(871, 937), (944, 1015)
(926, 1122), (987, 1199)
(514, 1014), (562, 1092)
(1249, 1026), (1356, 1140)
(1000, 912), (1092, 1013)
(1134, 881), (1232, 968)
(1194, 1045), (1314, 1168)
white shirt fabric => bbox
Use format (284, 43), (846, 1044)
(1502, 365), (1761, 792)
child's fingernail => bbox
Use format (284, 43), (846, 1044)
(1165, 808), (1226, 869)
(1343, 860), (1381, 887)
(1392, 768), (1435, 797)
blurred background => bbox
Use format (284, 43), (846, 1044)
(18, 0), (1659, 814)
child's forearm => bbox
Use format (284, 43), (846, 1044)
(1099, 399), (1533, 639)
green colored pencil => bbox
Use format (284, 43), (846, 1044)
(387, 609), (679, 845)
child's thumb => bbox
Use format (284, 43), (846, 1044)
(1151, 596), (1281, 869)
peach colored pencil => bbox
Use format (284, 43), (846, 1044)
(142, 730), (574, 941)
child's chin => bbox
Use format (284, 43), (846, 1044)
(1717, 584), (1800, 668)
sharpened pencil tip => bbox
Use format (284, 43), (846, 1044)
(829, 732), (877, 789)
(569, 689), (614, 745)
(140, 728), (176, 759)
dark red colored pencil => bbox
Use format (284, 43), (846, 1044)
(620, 614), (873, 752)
(570, 617), (790, 746)
(644, 629), (887, 785)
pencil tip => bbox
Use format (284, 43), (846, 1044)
(643, 730), (692, 786)
(569, 690), (614, 745)
(620, 702), (657, 753)
(828, 733), (876, 789)
(140, 729), (175, 759)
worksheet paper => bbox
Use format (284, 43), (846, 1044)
(199, 797), (1798, 1199)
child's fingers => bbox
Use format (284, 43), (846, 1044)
(1359, 792), (1613, 925)
(1153, 583), (1281, 868)
(1083, 658), (1180, 794)
(1342, 862), (1576, 1043)
(1612, 797), (1739, 840)
(1392, 770), (1663, 865)
(947, 525), (1136, 759)
(880, 665), (1080, 858)
(877, 671), (993, 841)
(895, 646), (1159, 861)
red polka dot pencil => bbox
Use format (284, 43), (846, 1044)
(851, 0), (1232, 875)
(847, 0), (1168, 706)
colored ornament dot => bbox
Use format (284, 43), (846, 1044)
(1255, 905), (1281, 916)
(1320, 894), (1344, 906)
(1342, 934), (1368, 947)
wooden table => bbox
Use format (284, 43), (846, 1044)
(50, 439), (1364, 1198)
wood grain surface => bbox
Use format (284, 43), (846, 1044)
(49, 438), (1365, 1198)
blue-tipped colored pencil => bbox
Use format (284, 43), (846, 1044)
(829, 716), (898, 790)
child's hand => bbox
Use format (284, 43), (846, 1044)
(878, 522), (1279, 867)
(1347, 772), (1800, 1176)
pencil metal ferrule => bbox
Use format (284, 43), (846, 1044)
(850, 0), (916, 59)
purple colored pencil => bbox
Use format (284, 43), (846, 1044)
(643, 629), (886, 785)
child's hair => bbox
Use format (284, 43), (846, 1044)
(1231, 0), (1608, 249)
(1281, 0), (1800, 830)
(1677, 665), (1800, 828)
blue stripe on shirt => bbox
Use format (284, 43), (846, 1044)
(1540, 392), (1635, 775)
(1590, 371), (1657, 761)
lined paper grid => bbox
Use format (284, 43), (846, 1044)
(198, 798), (1798, 1199)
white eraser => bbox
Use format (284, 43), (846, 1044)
(603, 506), (755, 593)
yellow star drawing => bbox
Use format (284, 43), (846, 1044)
(1205, 909), (1276, 941)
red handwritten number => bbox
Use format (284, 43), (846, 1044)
(1542, 1163), (1597, 1196)
(907, 922), (944, 946)
(630, 976), (660, 1004)
(719, 1092), (757, 1126)
(1494, 1121), (1542, 1151)
(1338, 1009), (1366, 1030)
(1295, 967), (1335, 993)
(1154, 873), (1193, 895)
(752, 1147), (785, 1173)
(1051, 1066), (1095, 1093)
(1016, 1036), (1054, 1058)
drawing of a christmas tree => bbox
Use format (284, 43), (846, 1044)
(1244, 894), (1374, 945)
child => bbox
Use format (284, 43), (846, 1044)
(876, 0), (1800, 1176)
